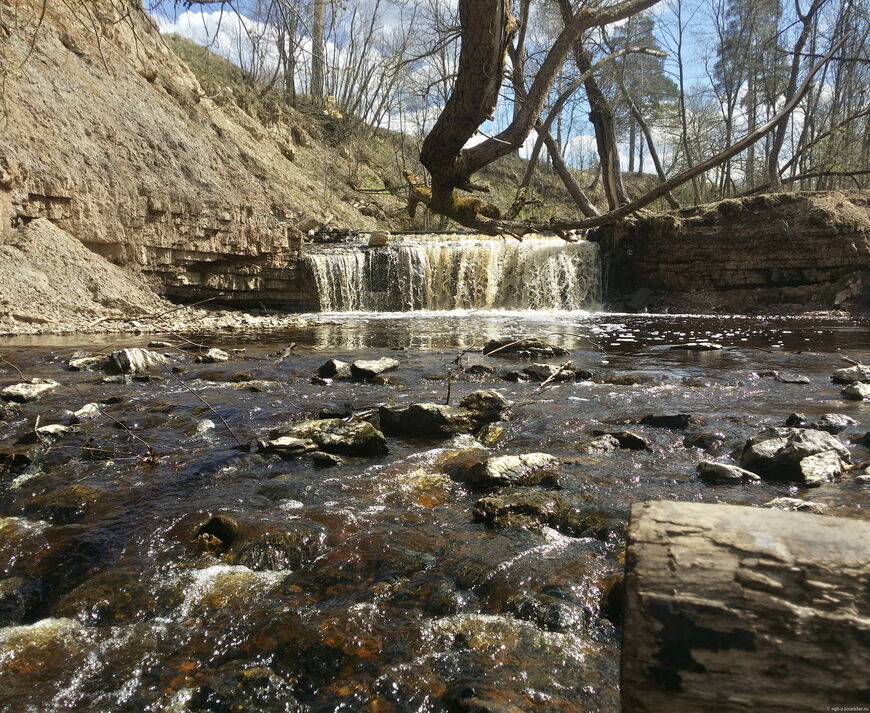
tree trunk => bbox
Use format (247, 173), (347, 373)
(621, 500), (870, 713)
(310, 0), (325, 100)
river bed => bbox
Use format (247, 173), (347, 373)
(1, 310), (869, 713)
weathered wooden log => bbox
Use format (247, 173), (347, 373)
(622, 500), (870, 712)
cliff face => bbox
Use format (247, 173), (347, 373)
(0, 0), (390, 306)
(591, 191), (870, 312)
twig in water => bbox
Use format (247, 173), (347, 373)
(0, 354), (26, 380)
(164, 367), (244, 447)
(535, 362), (573, 393)
(71, 383), (158, 462)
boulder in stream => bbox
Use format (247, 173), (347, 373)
(639, 413), (704, 429)
(196, 348), (231, 363)
(67, 353), (109, 371)
(105, 348), (168, 375)
(317, 359), (351, 379)
(458, 389), (511, 420)
(482, 337), (569, 359)
(350, 357), (399, 381)
(683, 431), (726, 450)
(380, 391), (508, 439)
(763, 497), (827, 514)
(831, 363), (870, 384)
(696, 460), (760, 484)
(590, 429), (650, 450)
(457, 452), (560, 489)
(740, 427), (850, 484)
(522, 362), (579, 382)
(1, 378), (59, 403)
(842, 381), (870, 400)
(269, 418), (388, 456)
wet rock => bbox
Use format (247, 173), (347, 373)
(522, 362), (577, 382)
(590, 429), (650, 450)
(148, 341), (173, 348)
(763, 497), (827, 514)
(504, 592), (584, 632)
(599, 373), (667, 386)
(380, 403), (478, 439)
(459, 452), (560, 489)
(670, 342), (722, 351)
(815, 413), (858, 434)
(500, 370), (530, 383)
(310, 376), (331, 386)
(231, 521), (326, 571)
(350, 357), (399, 381)
(24, 483), (106, 524)
(740, 427), (850, 482)
(186, 663), (302, 713)
(831, 364), (870, 384)
(639, 413), (704, 429)
(855, 475), (870, 484)
(105, 348), (168, 375)
(317, 358), (351, 379)
(368, 229), (390, 246)
(473, 490), (562, 528)
(775, 373), (811, 384)
(800, 450), (845, 487)
(842, 381), (870, 400)
(785, 412), (809, 427)
(194, 515), (241, 552)
(463, 364), (495, 376)
(16, 423), (73, 445)
(861, 431), (870, 447)
(67, 353), (109, 371)
(311, 451), (342, 467)
(196, 347), (231, 363)
(683, 431), (726, 450)
(697, 460), (760, 484)
(101, 374), (131, 384)
(317, 403), (352, 419)
(577, 434), (621, 453)
(482, 337), (569, 359)
(0, 575), (43, 626)
(269, 418), (388, 456)
(459, 389), (511, 420)
(260, 436), (319, 458)
(0, 400), (20, 421)
(70, 403), (101, 424)
(0, 450), (31, 477)
(477, 423), (507, 447)
(1, 378), (59, 403)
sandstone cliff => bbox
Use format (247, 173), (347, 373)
(0, 0), (397, 306)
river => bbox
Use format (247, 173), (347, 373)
(0, 309), (868, 713)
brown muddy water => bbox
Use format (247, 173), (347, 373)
(1, 310), (869, 713)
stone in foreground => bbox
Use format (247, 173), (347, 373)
(622, 500), (870, 713)
(1, 379), (59, 403)
(269, 418), (388, 456)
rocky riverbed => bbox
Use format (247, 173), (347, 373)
(1, 311), (869, 713)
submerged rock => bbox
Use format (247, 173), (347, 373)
(0, 575), (43, 626)
(105, 348), (168, 375)
(70, 403), (101, 424)
(350, 357), (399, 381)
(697, 460), (760, 484)
(317, 358), (351, 379)
(458, 389), (511, 419)
(194, 515), (241, 552)
(482, 337), (569, 359)
(740, 427), (850, 483)
(670, 342), (722, 351)
(1, 379), (59, 403)
(260, 436), (319, 458)
(639, 413), (703, 429)
(311, 451), (342, 467)
(522, 362), (578, 382)
(269, 418), (388, 456)
(842, 381), (870, 400)
(577, 434), (621, 453)
(231, 521), (326, 571)
(458, 452), (560, 489)
(683, 431), (726, 450)
(24, 483), (106, 524)
(831, 364), (870, 384)
(66, 353), (109, 372)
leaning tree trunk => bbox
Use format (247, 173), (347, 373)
(310, 0), (325, 101)
(621, 500), (870, 713)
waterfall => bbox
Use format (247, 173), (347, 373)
(305, 234), (601, 312)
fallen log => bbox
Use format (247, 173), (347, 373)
(621, 500), (870, 712)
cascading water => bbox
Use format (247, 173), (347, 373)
(305, 234), (601, 311)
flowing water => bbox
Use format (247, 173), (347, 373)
(305, 235), (601, 311)
(1, 310), (869, 713)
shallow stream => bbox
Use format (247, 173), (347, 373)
(1, 310), (869, 713)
